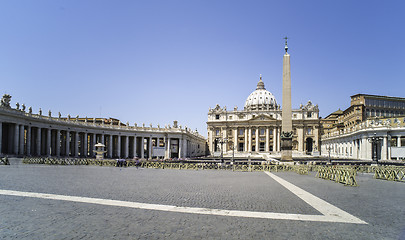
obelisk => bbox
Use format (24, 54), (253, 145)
(281, 37), (293, 161)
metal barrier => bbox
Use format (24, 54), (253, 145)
(1, 157), (10, 165)
(23, 157), (118, 167)
(374, 166), (405, 182)
(316, 166), (358, 186)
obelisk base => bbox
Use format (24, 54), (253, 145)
(280, 138), (293, 161)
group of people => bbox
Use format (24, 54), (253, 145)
(116, 158), (141, 168)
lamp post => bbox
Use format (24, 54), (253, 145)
(216, 137), (228, 162)
(368, 133), (383, 164)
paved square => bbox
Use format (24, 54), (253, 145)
(1, 164), (405, 239)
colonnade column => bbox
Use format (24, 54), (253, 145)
(46, 128), (51, 156)
(89, 133), (94, 157)
(124, 136), (129, 158)
(14, 124), (19, 154)
(273, 128), (277, 152)
(166, 137), (171, 159)
(66, 131), (70, 157)
(26, 126), (31, 156)
(108, 135), (113, 158)
(0, 122), (2, 154)
(233, 128), (237, 152)
(360, 137), (367, 160)
(141, 137), (144, 159)
(381, 137), (387, 160)
(83, 133), (88, 157)
(134, 135), (138, 157)
(19, 125), (24, 155)
(149, 137), (152, 159)
(117, 135), (121, 158)
(74, 132), (79, 157)
(56, 130), (61, 157)
(388, 136), (391, 160)
(36, 128), (41, 156)
(179, 138), (182, 159)
(265, 128), (269, 152)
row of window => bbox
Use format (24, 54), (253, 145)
(390, 137), (405, 147)
(365, 99), (405, 109)
(366, 109), (404, 117)
(214, 128), (313, 136)
(214, 112), (314, 120)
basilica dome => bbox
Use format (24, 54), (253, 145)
(244, 77), (277, 110)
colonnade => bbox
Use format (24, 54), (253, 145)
(0, 121), (205, 159)
(321, 131), (405, 160)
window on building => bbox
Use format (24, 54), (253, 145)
(215, 115), (220, 120)
(401, 137), (405, 147)
(259, 142), (265, 151)
(229, 116), (232, 120)
(307, 128), (312, 135)
(260, 128), (265, 135)
(152, 138), (157, 147)
(269, 129), (273, 135)
(307, 112), (312, 118)
(390, 137), (398, 147)
(215, 130), (220, 136)
(252, 129), (256, 135)
(159, 139), (165, 147)
(239, 129), (244, 135)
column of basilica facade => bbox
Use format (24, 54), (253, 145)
(0, 95), (206, 159)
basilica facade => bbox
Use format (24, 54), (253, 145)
(207, 76), (321, 158)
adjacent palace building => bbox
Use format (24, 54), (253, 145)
(0, 95), (206, 159)
(207, 76), (321, 158)
(321, 94), (405, 161)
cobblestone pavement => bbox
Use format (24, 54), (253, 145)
(0, 162), (404, 239)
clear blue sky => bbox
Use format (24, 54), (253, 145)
(1, 0), (404, 137)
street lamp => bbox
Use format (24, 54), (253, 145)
(367, 133), (383, 164)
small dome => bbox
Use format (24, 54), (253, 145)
(244, 76), (277, 110)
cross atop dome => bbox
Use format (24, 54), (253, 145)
(256, 74), (265, 90)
